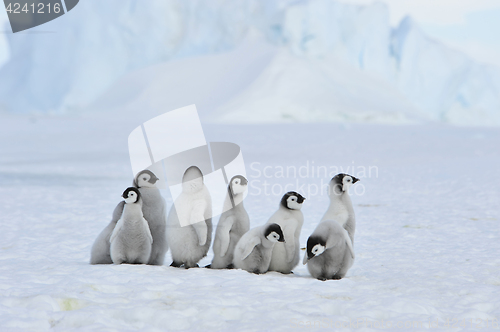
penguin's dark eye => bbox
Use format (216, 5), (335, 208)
(143, 177), (147, 180)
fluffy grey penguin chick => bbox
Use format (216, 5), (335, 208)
(210, 175), (250, 269)
(303, 220), (355, 280)
(303, 173), (359, 280)
(233, 223), (285, 274)
(166, 166), (212, 268)
(90, 169), (167, 265)
(267, 191), (306, 274)
(134, 170), (168, 266)
(321, 173), (359, 244)
(110, 187), (153, 264)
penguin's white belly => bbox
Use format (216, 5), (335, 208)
(269, 243), (287, 270)
(268, 241), (299, 273)
(110, 223), (152, 264)
(324, 205), (349, 227)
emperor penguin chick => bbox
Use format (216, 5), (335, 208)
(306, 173), (359, 279)
(233, 223), (285, 274)
(110, 187), (153, 264)
(166, 166), (213, 268)
(267, 191), (306, 274)
(303, 220), (355, 280)
(90, 170), (166, 265)
(321, 173), (359, 244)
(211, 175), (250, 269)
(134, 170), (168, 266)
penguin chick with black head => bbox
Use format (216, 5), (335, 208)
(303, 220), (355, 280)
(210, 175), (250, 269)
(166, 166), (213, 268)
(110, 187), (153, 264)
(322, 173), (359, 244)
(134, 170), (168, 266)
(233, 223), (285, 274)
(89, 169), (166, 265)
(266, 191), (306, 274)
(303, 173), (359, 280)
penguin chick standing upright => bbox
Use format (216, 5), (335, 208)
(303, 220), (355, 280)
(211, 175), (250, 269)
(266, 191), (306, 274)
(166, 166), (212, 268)
(89, 169), (167, 265)
(321, 173), (359, 244)
(110, 187), (153, 264)
(134, 170), (168, 266)
(303, 173), (359, 280)
(233, 223), (285, 274)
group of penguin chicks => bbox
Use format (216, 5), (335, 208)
(90, 167), (359, 281)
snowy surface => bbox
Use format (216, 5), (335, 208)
(0, 0), (499, 125)
(1, 112), (499, 331)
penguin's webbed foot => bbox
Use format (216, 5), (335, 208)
(170, 261), (183, 268)
(226, 264), (234, 269)
(204, 264), (212, 268)
(331, 275), (343, 280)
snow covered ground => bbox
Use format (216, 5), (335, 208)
(1, 112), (499, 331)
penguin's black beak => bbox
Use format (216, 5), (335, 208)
(279, 237), (285, 243)
(149, 175), (159, 184)
(353, 177), (360, 184)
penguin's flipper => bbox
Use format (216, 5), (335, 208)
(218, 216), (235, 257)
(192, 220), (208, 246)
(143, 217), (153, 244)
(109, 220), (123, 244)
(241, 236), (261, 260)
(283, 219), (298, 263)
(342, 229), (355, 259)
(111, 201), (125, 224)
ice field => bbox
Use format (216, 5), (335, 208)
(0, 113), (499, 331)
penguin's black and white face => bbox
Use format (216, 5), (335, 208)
(230, 175), (248, 195)
(265, 223), (285, 243)
(122, 187), (141, 204)
(331, 173), (360, 193)
(135, 170), (159, 188)
(304, 235), (327, 263)
(281, 191), (306, 210)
